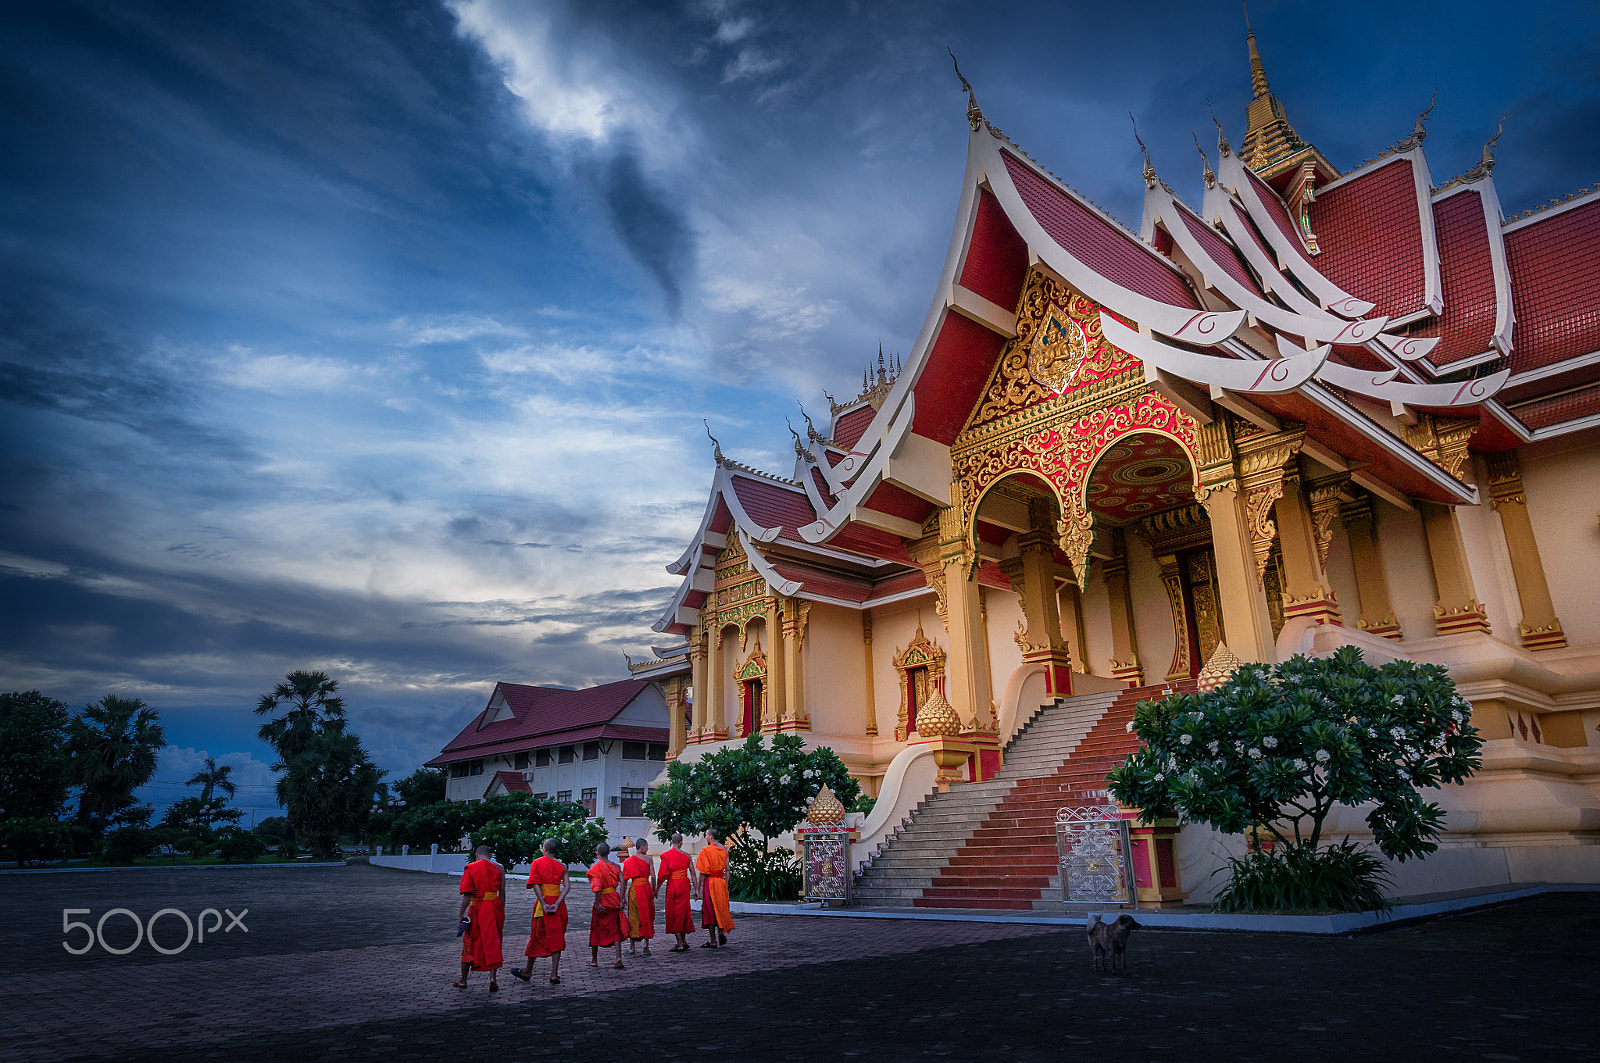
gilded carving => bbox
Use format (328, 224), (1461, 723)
(1306, 475), (1349, 568)
(1155, 553), (1191, 681)
(1235, 426), (1306, 586)
(1483, 450), (1526, 510)
(1401, 414), (1479, 483)
(891, 623), (947, 743)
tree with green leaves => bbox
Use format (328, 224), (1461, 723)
(0, 691), (74, 823)
(273, 727), (385, 859)
(392, 766), (447, 807)
(68, 695), (166, 840)
(466, 792), (607, 868)
(186, 757), (237, 804)
(1106, 646), (1483, 913)
(254, 670), (345, 759)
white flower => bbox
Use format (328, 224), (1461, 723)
(1368, 728), (1379, 739)
(1179, 734), (1193, 746)
(1315, 749), (1331, 763)
(1153, 772), (1165, 782)
(1235, 742), (1246, 754)
(1391, 694), (1405, 705)
(1396, 768), (1410, 781)
(1126, 721), (1135, 733)
(1292, 758), (1308, 771)
(779, 775), (791, 785)
(1262, 736), (1278, 749)
(1207, 740), (1220, 755)
(1390, 726), (1407, 741)
(1248, 748), (1263, 760)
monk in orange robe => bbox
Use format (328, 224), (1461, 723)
(621, 837), (656, 955)
(694, 829), (734, 948)
(512, 838), (571, 985)
(586, 842), (626, 968)
(654, 832), (693, 952)
(453, 845), (504, 991)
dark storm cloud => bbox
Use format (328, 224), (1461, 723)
(596, 147), (696, 317)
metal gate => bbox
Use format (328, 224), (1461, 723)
(1055, 804), (1136, 906)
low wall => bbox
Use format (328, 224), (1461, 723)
(852, 744), (939, 874)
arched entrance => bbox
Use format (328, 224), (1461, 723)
(733, 641), (766, 738)
(1083, 432), (1219, 683)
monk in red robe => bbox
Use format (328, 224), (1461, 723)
(621, 837), (656, 955)
(453, 845), (504, 991)
(586, 842), (626, 968)
(694, 829), (735, 949)
(512, 837), (571, 985)
(654, 832), (693, 952)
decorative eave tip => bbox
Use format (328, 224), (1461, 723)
(949, 48), (984, 132)
(1131, 114), (1157, 188)
(703, 419), (726, 467)
(1192, 130), (1216, 189)
(1207, 99), (1232, 157)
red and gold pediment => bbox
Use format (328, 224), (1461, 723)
(962, 271), (1142, 436)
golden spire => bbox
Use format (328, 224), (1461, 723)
(1245, 6), (1271, 99)
(1239, 12), (1309, 175)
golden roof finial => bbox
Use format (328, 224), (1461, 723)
(703, 419), (726, 467)
(949, 48), (984, 131)
(1244, 3), (1271, 99)
(1207, 98), (1232, 156)
(1193, 130), (1216, 189)
(1130, 114), (1157, 188)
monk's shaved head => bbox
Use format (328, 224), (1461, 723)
(634, 838), (649, 851)
(542, 838), (559, 855)
(670, 833), (683, 846)
(705, 829), (722, 843)
(474, 844), (491, 857)
(595, 841), (610, 857)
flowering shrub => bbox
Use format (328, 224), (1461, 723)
(1105, 646), (1482, 910)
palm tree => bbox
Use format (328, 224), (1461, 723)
(254, 670), (346, 759)
(185, 757), (237, 803)
(273, 728), (384, 858)
(68, 696), (166, 838)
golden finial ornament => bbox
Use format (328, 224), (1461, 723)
(1196, 643), (1243, 693)
(949, 49), (984, 131)
(915, 684), (962, 738)
(1193, 130), (1216, 189)
(806, 783), (846, 826)
(1131, 114), (1157, 189)
(703, 419), (726, 467)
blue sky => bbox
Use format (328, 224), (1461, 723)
(2, 0), (1595, 821)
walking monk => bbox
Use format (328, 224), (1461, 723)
(512, 838), (570, 985)
(453, 845), (504, 991)
(621, 838), (656, 955)
(694, 829), (734, 949)
(586, 842), (627, 969)
(654, 833), (693, 952)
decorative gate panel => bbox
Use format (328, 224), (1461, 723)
(1055, 804), (1136, 906)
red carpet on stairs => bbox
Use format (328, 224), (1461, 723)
(912, 680), (1197, 909)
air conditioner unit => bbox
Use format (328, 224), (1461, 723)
(608, 795), (620, 807)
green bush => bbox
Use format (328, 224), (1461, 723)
(254, 816), (289, 844)
(276, 839), (300, 861)
(727, 836), (801, 902)
(850, 795), (876, 817)
(102, 826), (157, 864)
(0, 817), (87, 866)
(1212, 841), (1392, 913)
(216, 827), (268, 863)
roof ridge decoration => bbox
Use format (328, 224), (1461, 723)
(1440, 115), (1506, 191)
(949, 49), (985, 133)
(1239, 15), (1310, 176)
(1359, 92), (1438, 169)
(1505, 182), (1600, 224)
(786, 417), (814, 463)
(1131, 114), (1157, 189)
(1193, 130), (1217, 189)
(702, 419), (799, 486)
(797, 402), (826, 445)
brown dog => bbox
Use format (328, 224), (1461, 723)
(1086, 913), (1141, 973)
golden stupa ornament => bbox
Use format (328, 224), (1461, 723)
(806, 783), (846, 826)
(1196, 643), (1243, 693)
(915, 685), (962, 738)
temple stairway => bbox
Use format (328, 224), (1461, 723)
(852, 680), (1195, 910)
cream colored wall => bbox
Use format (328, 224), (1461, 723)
(1521, 440), (1600, 647)
(802, 601), (869, 737)
(982, 585), (1025, 724)
(1323, 517), (1361, 627)
(1080, 571), (1114, 677)
(1127, 538), (1176, 680)
(1374, 498), (1437, 641)
(1457, 460), (1522, 641)
(870, 602), (939, 737)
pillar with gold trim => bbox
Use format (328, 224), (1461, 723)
(1484, 452), (1566, 650)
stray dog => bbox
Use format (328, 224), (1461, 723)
(1086, 913), (1141, 973)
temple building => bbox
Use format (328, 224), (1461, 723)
(644, 28), (1600, 906)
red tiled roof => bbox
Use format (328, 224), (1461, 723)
(1507, 383), (1600, 430)
(832, 406), (876, 450)
(429, 722), (670, 768)
(727, 473), (817, 539)
(1244, 165), (1316, 266)
(1001, 151), (1199, 310)
(1412, 190), (1499, 366)
(1506, 197), (1600, 377)
(767, 559), (874, 604)
(487, 770), (531, 797)
(870, 569), (930, 600)
(960, 188), (1030, 309)
(1306, 158), (1428, 319)
(808, 467), (838, 508)
(1172, 206), (1263, 296)
(911, 311), (1007, 445)
(430, 679), (654, 763)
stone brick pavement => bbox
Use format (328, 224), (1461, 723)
(2, 865), (1596, 1062)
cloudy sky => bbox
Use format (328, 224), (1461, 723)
(2, 0), (1595, 820)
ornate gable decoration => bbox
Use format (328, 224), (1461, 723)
(710, 533), (768, 631)
(965, 271), (1141, 434)
(891, 622), (948, 743)
(734, 642), (767, 682)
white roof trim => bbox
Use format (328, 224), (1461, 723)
(1502, 186), (1600, 233)
(738, 528), (803, 597)
(1505, 349), (1600, 392)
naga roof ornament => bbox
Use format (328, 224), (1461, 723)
(949, 49), (984, 132)
(1131, 114), (1157, 189)
(1192, 131), (1216, 189)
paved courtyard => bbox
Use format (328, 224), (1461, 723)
(1, 864), (1595, 1061)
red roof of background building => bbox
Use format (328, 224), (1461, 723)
(1505, 197), (1600, 377)
(1003, 151), (1200, 310)
(1412, 189), (1499, 366)
(486, 770), (531, 797)
(1507, 383), (1600, 431)
(428, 679), (656, 765)
(1306, 158), (1429, 320)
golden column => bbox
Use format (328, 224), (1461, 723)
(1340, 494), (1402, 639)
(763, 596), (787, 730)
(861, 610), (878, 736)
(1011, 499), (1074, 695)
(1484, 452), (1566, 650)
(665, 676), (688, 758)
(687, 625), (708, 744)
(1419, 501), (1492, 636)
(781, 598), (809, 730)
(1057, 581), (1089, 673)
(705, 620), (727, 740)
(1102, 528), (1144, 686)
(1272, 468), (1344, 627)
(1192, 416), (1276, 664)
(937, 502), (992, 731)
